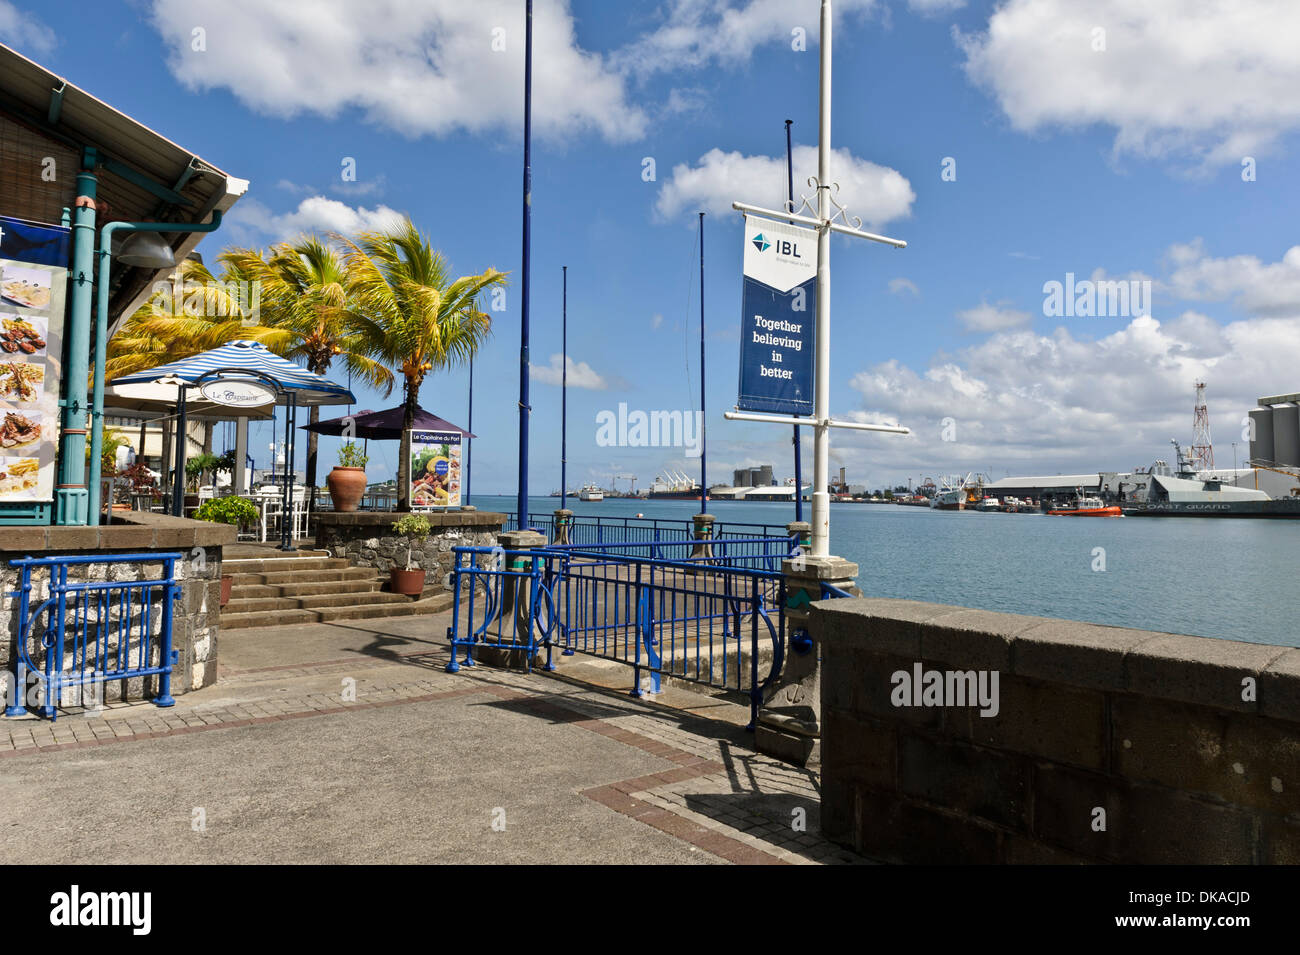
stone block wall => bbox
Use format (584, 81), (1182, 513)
(315, 511), (506, 591)
(0, 512), (232, 707)
(815, 597), (1300, 864)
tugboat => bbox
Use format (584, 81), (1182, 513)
(1048, 489), (1122, 517)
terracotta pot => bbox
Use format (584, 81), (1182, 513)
(390, 568), (426, 596)
(219, 574), (233, 608)
(327, 466), (367, 512)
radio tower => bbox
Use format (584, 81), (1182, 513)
(1191, 380), (1214, 471)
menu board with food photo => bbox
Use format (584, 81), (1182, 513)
(409, 430), (462, 508)
(0, 216), (68, 504)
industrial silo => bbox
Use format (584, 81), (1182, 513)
(733, 468), (752, 487)
(754, 465), (775, 486)
(1249, 407), (1275, 465)
(1273, 403), (1300, 467)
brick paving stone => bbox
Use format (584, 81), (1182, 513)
(3, 611), (877, 865)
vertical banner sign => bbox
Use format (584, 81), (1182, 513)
(0, 216), (69, 506)
(737, 215), (816, 415)
(409, 430), (462, 507)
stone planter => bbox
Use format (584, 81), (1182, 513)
(327, 466), (367, 512)
(390, 568), (426, 596)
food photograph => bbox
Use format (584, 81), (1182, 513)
(0, 264), (53, 312)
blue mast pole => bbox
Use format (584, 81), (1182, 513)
(787, 119), (804, 522)
(699, 211), (706, 514)
(560, 265), (567, 512)
(466, 356), (473, 507)
(516, 0), (533, 530)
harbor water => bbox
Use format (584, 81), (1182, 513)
(475, 494), (1300, 648)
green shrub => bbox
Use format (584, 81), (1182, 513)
(391, 513), (432, 570)
(337, 442), (369, 469)
(196, 495), (260, 527)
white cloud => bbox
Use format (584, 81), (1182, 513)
(956, 0), (1300, 167)
(656, 145), (915, 226)
(956, 300), (1030, 332)
(530, 353), (608, 390)
(615, 0), (879, 77)
(226, 196), (405, 243)
(844, 311), (1300, 477)
(1163, 240), (1300, 316)
(908, 0), (965, 14)
(0, 1), (56, 54)
(149, 0), (646, 142)
(888, 277), (920, 297)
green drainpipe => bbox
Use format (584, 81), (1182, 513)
(88, 210), (224, 523)
(54, 149), (98, 525)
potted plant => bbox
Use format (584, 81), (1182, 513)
(196, 496), (261, 607)
(184, 452), (221, 508)
(214, 449), (238, 486)
(390, 513), (431, 595)
(327, 442), (369, 512)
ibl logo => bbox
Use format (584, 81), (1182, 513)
(752, 233), (801, 258)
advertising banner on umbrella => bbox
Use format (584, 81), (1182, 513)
(0, 216), (70, 506)
(736, 215), (816, 415)
(409, 430), (462, 507)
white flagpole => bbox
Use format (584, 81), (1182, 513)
(812, 0), (833, 556)
(728, 0), (907, 556)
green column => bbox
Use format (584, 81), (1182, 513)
(55, 148), (97, 525)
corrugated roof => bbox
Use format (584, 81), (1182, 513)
(0, 44), (247, 334)
(984, 474), (1102, 489)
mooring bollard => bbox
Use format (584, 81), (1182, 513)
(553, 508), (573, 546)
(755, 550), (859, 767)
(477, 528), (547, 669)
(689, 512), (715, 559)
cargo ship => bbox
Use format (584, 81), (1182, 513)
(648, 471), (706, 501)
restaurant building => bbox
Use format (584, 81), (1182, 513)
(0, 43), (250, 703)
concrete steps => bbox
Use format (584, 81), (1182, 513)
(228, 568), (380, 587)
(221, 550), (451, 631)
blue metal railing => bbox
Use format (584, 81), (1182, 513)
(5, 553), (181, 721)
(546, 535), (799, 573)
(506, 512), (790, 545)
(445, 542), (787, 728)
(446, 548), (555, 676)
(820, 582), (855, 599)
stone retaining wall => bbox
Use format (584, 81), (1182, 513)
(1, 512), (232, 705)
(315, 511), (506, 590)
(814, 597), (1300, 864)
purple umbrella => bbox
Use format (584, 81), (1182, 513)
(302, 405), (475, 440)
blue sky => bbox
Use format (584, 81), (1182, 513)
(7, 0), (1300, 491)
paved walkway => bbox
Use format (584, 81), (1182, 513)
(0, 613), (866, 865)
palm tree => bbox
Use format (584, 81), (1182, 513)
(105, 257), (290, 381)
(337, 218), (505, 510)
(221, 239), (395, 493)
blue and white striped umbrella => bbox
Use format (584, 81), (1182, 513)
(111, 340), (356, 406)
